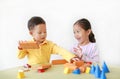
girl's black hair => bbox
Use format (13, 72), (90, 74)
(74, 18), (96, 43)
(28, 16), (46, 30)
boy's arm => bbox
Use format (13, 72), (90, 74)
(17, 49), (28, 59)
(52, 44), (78, 62)
(17, 41), (28, 59)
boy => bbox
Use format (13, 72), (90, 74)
(18, 16), (79, 65)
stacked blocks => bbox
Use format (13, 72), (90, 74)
(64, 60), (91, 74)
(63, 61), (109, 79)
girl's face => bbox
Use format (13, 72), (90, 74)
(30, 24), (47, 44)
(73, 24), (91, 45)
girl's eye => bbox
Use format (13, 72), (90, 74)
(77, 31), (80, 33)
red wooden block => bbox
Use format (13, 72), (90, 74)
(38, 69), (45, 73)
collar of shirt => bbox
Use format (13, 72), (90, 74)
(39, 40), (47, 46)
(31, 38), (47, 46)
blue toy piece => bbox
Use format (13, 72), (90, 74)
(94, 64), (101, 78)
(100, 70), (106, 79)
(72, 68), (81, 74)
(90, 65), (95, 74)
(102, 61), (110, 73)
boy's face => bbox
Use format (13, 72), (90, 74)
(30, 24), (47, 44)
(73, 24), (91, 45)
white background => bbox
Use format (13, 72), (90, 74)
(0, 0), (120, 70)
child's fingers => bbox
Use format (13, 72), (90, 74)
(71, 57), (80, 62)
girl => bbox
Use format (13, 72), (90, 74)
(71, 18), (99, 63)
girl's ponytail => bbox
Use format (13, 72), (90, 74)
(89, 31), (96, 43)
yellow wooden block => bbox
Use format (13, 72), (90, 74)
(85, 67), (91, 73)
(17, 71), (25, 79)
(64, 67), (71, 74)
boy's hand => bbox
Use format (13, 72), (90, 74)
(18, 40), (39, 49)
(70, 57), (80, 63)
(18, 40), (23, 50)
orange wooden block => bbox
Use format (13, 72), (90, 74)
(79, 63), (91, 73)
(52, 59), (68, 65)
(64, 63), (78, 71)
(19, 41), (39, 49)
(73, 60), (85, 67)
(79, 66), (86, 73)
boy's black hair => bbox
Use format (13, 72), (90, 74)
(28, 16), (46, 30)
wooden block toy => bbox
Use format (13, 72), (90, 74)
(79, 63), (91, 73)
(17, 70), (25, 79)
(72, 68), (81, 74)
(102, 61), (110, 73)
(90, 65), (95, 74)
(100, 70), (107, 79)
(95, 64), (101, 78)
(19, 41), (39, 49)
(73, 60), (84, 67)
(51, 59), (68, 65)
(64, 63), (78, 71)
(64, 67), (71, 74)
(79, 66), (86, 73)
(85, 67), (91, 73)
(38, 69), (45, 73)
(37, 63), (51, 69)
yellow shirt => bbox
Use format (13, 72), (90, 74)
(17, 40), (75, 65)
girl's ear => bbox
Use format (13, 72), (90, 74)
(87, 29), (92, 35)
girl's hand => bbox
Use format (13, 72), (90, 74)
(73, 45), (83, 59)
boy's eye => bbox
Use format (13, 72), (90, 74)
(38, 32), (46, 34)
(38, 32), (41, 34)
(73, 31), (75, 34)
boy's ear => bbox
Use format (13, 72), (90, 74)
(29, 31), (33, 35)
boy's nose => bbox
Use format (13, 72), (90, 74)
(41, 33), (45, 35)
